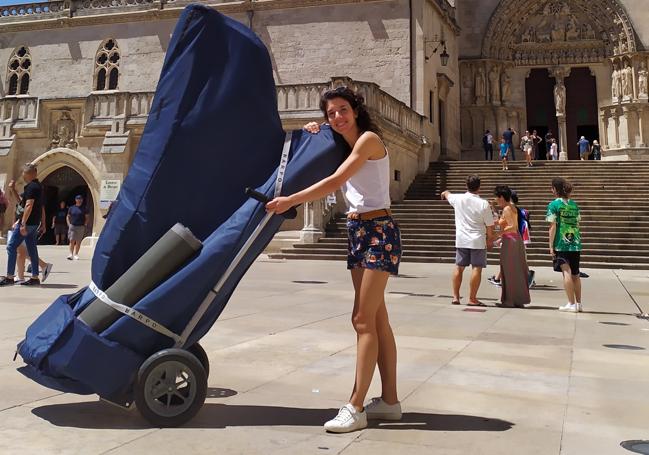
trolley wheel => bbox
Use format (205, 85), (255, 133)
(135, 348), (207, 427)
(187, 342), (210, 377)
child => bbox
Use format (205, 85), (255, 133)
(499, 138), (509, 170)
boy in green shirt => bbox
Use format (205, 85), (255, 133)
(546, 177), (582, 313)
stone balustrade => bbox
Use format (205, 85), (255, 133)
(0, 96), (38, 132)
(0, 1), (65, 18)
(86, 91), (154, 129)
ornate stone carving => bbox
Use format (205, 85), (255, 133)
(554, 81), (566, 116)
(461, 65), (473, 105)
(475, 66), (486, 105)
(488, 66), (500, 104)
(638, 61), (648, 98)
(48, 110), (78, 150)
(612, 62), (621, 100)
(482, 0), (637, 65)
(501, 70), (511, 104)
(622, 60), (633, 98)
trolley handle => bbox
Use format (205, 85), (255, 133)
(245, 187), (298, 219)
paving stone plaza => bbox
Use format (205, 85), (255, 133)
(1, 246), (648, 454)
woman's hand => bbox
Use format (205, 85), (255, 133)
(549, 247), (555, 257)
(303, 122), (321, 134)
(266, 196), (294, 215)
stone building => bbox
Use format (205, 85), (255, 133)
(0, 0), (459, 240)
(457, 0), (649, 161)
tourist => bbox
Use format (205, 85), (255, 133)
(502, 127), (516, 160)
(577, 136), (590, 160)
(521, 130), (534, 167)
(545, 130), (554, 159)
(591, 139), (601, 160)
(499, 138), (509, 170)
(0, 188), (7, 238)
(267, 87), (402, 433)
(493, 185), (531, 308)
(488, 190), (535, 289)
(441, 175), (495, 307)
(547, 177), (583, 312)
(532, 130), (542, 160)
(52, 201), (68, 245)
(67, 195), (89, 260)
(5, 179), (52, 283)
(550, 138), (558, 160)
(0, 163), (43, 286)
(483, 129), (494, 161)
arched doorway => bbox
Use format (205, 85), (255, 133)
(41, 166), (94, 244)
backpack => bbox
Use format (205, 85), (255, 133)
(482, 134), (489, 147)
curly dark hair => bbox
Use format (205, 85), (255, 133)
(319, 86), (381, 136)
(494, 185), (512, 202)
(552, 177), (573, 198)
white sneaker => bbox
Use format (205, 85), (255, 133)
(73, 255), (79, 260)
(576, 303), (583, 313)
(364, 397), (402, 421)
(324, 403), (367, 433)
(41, 263), (53, 283)
(559, 303), (578, 313)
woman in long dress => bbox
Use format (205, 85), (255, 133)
(493, 185), (531, 308)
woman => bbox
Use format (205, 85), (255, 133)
(52, 201), (68, 245)
(591, 140), (601, 160)
(266, 87), (402, 433)
(493, 185), (531, 308)
(521, 130), (534, 168)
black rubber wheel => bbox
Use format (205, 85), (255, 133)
(135, 348), (207, 427)
(187, 343), (210, 377)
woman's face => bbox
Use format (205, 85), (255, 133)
(59, 202), (65, 209)
(325, 97), (357, 135)
(494, 195), (506, 208)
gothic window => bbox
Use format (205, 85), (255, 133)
(6, 46), (31, 95)
(94, 39), (120, 91)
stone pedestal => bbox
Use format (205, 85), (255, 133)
(558, 116), (569, 161)
(300, 199), (325, 243)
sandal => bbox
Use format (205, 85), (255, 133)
(451, 300), (461, 305)
(467, 301), (486, 307)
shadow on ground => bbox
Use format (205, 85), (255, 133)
(31, 399), (514, 432)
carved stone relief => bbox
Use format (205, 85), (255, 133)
(475, 66), (486, 105)
(48, 110), (78, 150)
(638, 61), (648, 98)
(488, 66), (500, 104)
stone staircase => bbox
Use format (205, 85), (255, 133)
(269, 161), (649, 269)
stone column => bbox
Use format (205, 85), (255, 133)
(549, 66), (571, 161)
(638, 106), (647, 147)
(300, 199), (325, 243)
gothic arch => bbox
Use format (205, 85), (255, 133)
(31, 148), (102, 235)
(482, 0), (640, 65)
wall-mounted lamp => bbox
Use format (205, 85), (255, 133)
(425, 36), (449, 66)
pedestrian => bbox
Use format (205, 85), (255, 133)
(67, 195), (89, 260)
(493, 185), (531, 308)
(441, 174), (495, 307)
(546, 177), (583, 312)
(483, 130), (494, 160)
(577, 136), (590, 161)
(591, 139), (601, 160)
(502, 127), (516, 160)
(52, 201), (68, 245)
(0, 188), (7, 238)
(550, 138), (558, 160)
(0, 163), (43, 286)
(521, 130), (534, 167)
(499, 138), (509, 170)
(532, 130), (542, 160)
(545, 130), (554, 159)
(267, 86), (403, 433)
(4, 179), (52, 283)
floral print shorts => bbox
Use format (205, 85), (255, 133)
(347, 215), (402, 275)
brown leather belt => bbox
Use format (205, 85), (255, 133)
(347, 209), (392, 221)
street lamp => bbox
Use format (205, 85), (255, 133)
(425, 36), (449, 66)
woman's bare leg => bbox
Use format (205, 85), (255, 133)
(349, 269), (390, 411)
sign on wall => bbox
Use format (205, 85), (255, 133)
(99, 179), (121, 209)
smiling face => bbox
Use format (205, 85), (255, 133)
(325, 97), (358, 136)
(494, 195), (506, 209)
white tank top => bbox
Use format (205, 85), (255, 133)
(343, 146), (391, 214)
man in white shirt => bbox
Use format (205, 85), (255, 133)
(441, 175), (495, 306)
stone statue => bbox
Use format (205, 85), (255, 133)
(488, 66), (500, 103)
(582, 23), (596, 40)
(623, 61), (634, 98)
(551, 22), (565, 42)
(554, 81), (566, 116)
(48, 111), (78, 150)
(566, 18), (580, 41)
(475, 66), (486, 104)
(522, 27), (535, 43)
(638, 61), (648, 97)
(613, 64), (623, 100)
(501, 70), (511, 104)
(618, 32), (628, 54)
(461, 68), (473, 104)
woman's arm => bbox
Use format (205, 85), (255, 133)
(548, 222), (557, 256)
(266, 132), (382, 214)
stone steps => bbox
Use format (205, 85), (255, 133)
(271, 161), (649, 269)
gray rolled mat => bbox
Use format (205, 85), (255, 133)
(78, 223), (203, 332)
